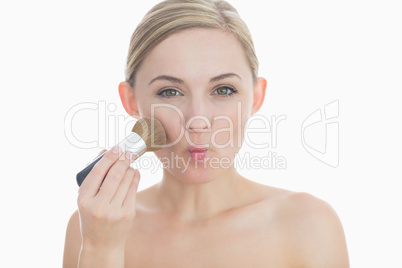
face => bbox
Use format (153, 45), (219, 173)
(120, 28), (265, 184)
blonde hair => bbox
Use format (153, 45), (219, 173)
(125, 0), (258, 87)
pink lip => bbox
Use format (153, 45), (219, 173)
(188, 147), (208, 162)
(188, 145), (208, 152)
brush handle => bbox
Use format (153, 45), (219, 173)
(76, 151), (107, 187)
(76, 132), (147, 187)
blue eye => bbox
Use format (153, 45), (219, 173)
(213, 86), (237, 97)
(157, 89), (181, 98)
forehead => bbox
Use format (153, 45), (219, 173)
(136, 28), (252, 83)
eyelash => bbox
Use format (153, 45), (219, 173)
(157, 86), (238, 99)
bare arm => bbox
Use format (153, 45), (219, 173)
(63, 210), (80, 268)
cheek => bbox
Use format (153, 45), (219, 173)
(134, 93), (184, 144)
(210, 107), (246, 149)
(146, 105), (184, 145)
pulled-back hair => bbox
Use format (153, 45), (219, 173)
(125, 0), (259, 87)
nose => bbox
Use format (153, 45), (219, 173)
(186, 115), (210, 132)
(184, 97), (211, 132)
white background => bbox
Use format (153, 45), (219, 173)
(1, 0), (401, 267)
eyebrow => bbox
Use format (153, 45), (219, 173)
(148, 73), (241, 85)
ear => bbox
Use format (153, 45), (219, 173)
(118, 81), (140, 119)
(251, 77), (267, 115)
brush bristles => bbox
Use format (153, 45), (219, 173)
(131, 117), (166, 151)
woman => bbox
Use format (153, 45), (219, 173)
(63, 0), (350, 267)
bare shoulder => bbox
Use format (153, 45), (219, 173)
(275, 190), (341, 220)
(276, 191), (347, 238)
(63, 210), (81, 268)
(295, 193), (350, 267)
(247, 181), (347, 232)
(273, 190), (350, 268)
(242, 180), (349, 267)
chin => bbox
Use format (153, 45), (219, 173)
(164, 160), (221, 184)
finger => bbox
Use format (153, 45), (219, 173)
(110, 167), (135, 207)
(96, 151), (135, 203)
(122, 169), (140, 211)
(79, 146), (123, 198)
(87, 149), (107, 165)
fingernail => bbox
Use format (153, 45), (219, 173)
(125, 151), (135, 162)
(112, 145), (121, 155)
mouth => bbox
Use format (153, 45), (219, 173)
(188, 145), (208, 162)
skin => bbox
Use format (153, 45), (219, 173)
(63, 28), (350, 267)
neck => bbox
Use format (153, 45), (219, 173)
(155, 167), (247, 222)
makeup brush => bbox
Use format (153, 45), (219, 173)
(76, 117), (166, 186)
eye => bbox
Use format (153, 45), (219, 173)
(157, 88), (182, 98)
(213, 86), (237, 97)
